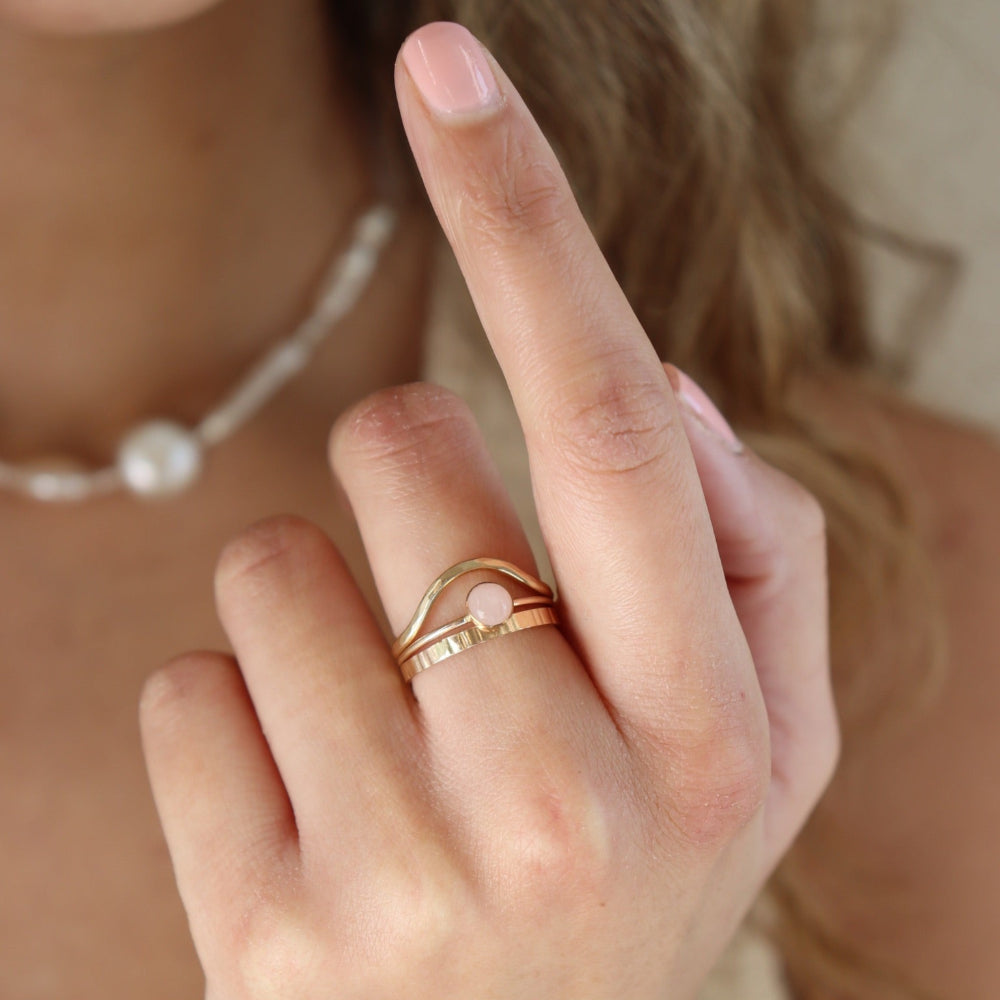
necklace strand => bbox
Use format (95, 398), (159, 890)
(0, 202), (396, 503)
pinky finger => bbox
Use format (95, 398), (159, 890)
(139, 652), (299, 952)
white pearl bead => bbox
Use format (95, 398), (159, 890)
(29, 469), (93, 502)
(18, 456), (91, 502)
(116, 420), (203, 498)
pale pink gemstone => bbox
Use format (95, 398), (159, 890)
(466, 582), (513, 627)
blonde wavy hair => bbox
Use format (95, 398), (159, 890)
(332, 0), (953, 995)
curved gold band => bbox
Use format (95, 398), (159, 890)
(398, 605), (560, 682)
(393, 557), (559, 683)
(392, 557), (554, 659)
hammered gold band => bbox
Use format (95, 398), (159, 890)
(399, 605), (560, 681)
(393, 557), (559, 683)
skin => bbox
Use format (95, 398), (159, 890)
(0, 2), (997, 998)
(143, 24), (843, 997)
(0, 0), (222, 33)
(0, 0), (399, 458)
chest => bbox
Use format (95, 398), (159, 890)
(0, 553), (216, 997)
(0, 452), (377, 998)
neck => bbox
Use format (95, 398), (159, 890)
(0, 1), (391, 464)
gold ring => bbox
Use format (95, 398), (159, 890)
(393, 557), (559, 683)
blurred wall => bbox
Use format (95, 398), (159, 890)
(841, 0), (1000, 430)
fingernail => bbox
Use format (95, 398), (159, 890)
(401, 22), (501, 116)
(665, 365), (744, 453)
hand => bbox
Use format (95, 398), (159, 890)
(140, 21), (838, 1000)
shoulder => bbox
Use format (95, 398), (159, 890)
(795, 369), (1000, 595)
(783, 372), (1000, 999)
(832, 376), (1000, 640)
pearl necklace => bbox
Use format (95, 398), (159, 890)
(0, 203), (396, 503)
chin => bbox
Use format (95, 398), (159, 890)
(0, 0), (227, 35)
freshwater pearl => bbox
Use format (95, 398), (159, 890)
(19, 457), (92, 502)
(117, 420), (204, 498)
(466, 582), (514, 628)
(0, 204), (395, 504)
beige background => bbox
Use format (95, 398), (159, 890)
(843, 0), (1000, 430)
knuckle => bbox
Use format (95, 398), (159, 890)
(232, 902), (320, 997)
(669, 726), (771, 849)
(349, 855), (464, 977)
(139, 651), (234, 731)
(762, 464), (827, 547)
(819, 740), (841, 806)
(736, 462), (828, 580)
(813, 703), (842, 802)
(214, 514), (328, 597)
(455, 130), (571, 250)
(791, 486), (827, 547)
(544, 368), (677, 479)
(331, 382), (478, 475)
(495, 771), (614, 916)
(651, 682), (772, 849)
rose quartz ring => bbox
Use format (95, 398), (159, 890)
(466, 581), (515, 628)
(392, 557), (559, 683)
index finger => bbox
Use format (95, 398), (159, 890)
(395, 23), (750, 736)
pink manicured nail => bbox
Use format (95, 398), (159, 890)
(667, 366), (744, 453)
(401, 22), (501, 115)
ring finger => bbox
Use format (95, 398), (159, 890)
(329, 381), (619, 758)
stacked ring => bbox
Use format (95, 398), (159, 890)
(393, 557), (560, 682)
